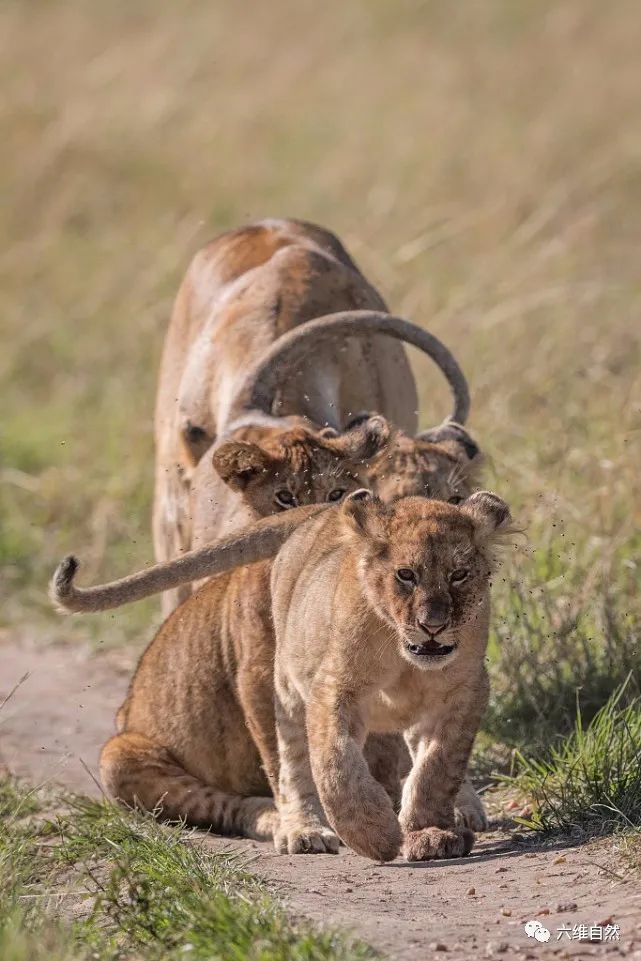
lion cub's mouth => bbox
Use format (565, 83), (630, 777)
(406, 638), (456, 658)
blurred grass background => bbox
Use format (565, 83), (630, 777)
(1, 0), (640, 751)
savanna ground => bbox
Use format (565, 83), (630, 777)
(1, 0), (641, 958)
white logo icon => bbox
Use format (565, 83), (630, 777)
(524, 920), (551, 943)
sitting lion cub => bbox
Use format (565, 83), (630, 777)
(270, 489), (512, 861)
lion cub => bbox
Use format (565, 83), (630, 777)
(191, 415), (389, 543)
(347, 413), (482, 504)
(270, 490), (512, 862)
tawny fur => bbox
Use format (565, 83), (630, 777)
(52, 417), (482, 616)
(98, 490), (508, 854)
(153, 218), (419, 613)
(97, 433), (396, 840)
(190, 414), (389, 548)
(352, 418), (488, 827)
(56, 415), (488, 830)
(269, 491), (512, 861)
(51, 504), (328, 615)
(366, 424), (481, 505)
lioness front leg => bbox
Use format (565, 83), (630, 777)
(399, 680), (488, 861)
(152, 464), (192, 617)
(273, 674), (339, 854)
(307, 684), (402, 862)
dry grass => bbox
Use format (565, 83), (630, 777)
(1, 1), (640, 730)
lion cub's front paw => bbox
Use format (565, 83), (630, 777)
(337, 809), (402, 862)
(274, 823), (340, 855)
(402, 826), (475, 862)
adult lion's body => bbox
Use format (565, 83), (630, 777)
(153, 218), (419, 610)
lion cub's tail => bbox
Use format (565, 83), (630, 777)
(50, 503), (329, 614)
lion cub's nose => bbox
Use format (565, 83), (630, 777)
(417, 616), (450, 637)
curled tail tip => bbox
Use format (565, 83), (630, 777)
(49, 555), (79, 613)
(54, 554), (79, 592)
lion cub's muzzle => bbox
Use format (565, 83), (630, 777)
(404, 623), (457, 667)
(406, 637), (456, 658)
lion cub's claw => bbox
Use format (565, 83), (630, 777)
(274, 824), (340, 855)
(402, 826), (475, 861)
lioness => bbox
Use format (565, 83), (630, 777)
(270, 489), (512, 862)
(153, 218), (470, 612)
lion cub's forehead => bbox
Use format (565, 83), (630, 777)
(281, 440), (347, 477)
(386, 498), (475, 560)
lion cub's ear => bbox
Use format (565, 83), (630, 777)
(460, 490), (511, 539)
(341, 489), (388, 544)
(329, 413), (391, 460)
(344, 411), (377, 431)
(417, 421), (480, 462)
(212, 441), (274, 492)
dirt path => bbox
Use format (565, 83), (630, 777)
(1, 634), (639, 960)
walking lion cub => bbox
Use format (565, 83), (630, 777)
(269, 489), (512, 861)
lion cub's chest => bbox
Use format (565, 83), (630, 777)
(366, 670), (448, 733)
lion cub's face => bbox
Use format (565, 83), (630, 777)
(345, 491), (510, 671)
(349, 417), (482, 505)
(212, 416), (390, 516)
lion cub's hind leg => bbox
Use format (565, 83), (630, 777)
(363, 733), (408, 812)
(454, 779), (489, 832)
(100, 732), (278, 841)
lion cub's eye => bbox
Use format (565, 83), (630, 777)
(275, 489), (297, 508)
(396, 568), (417, 585)
(450, 568), (469, 585)
(326, 488), (346, 502)
(448, 494), (464, 505)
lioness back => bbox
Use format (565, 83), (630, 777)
(156, 218), (393, 455)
